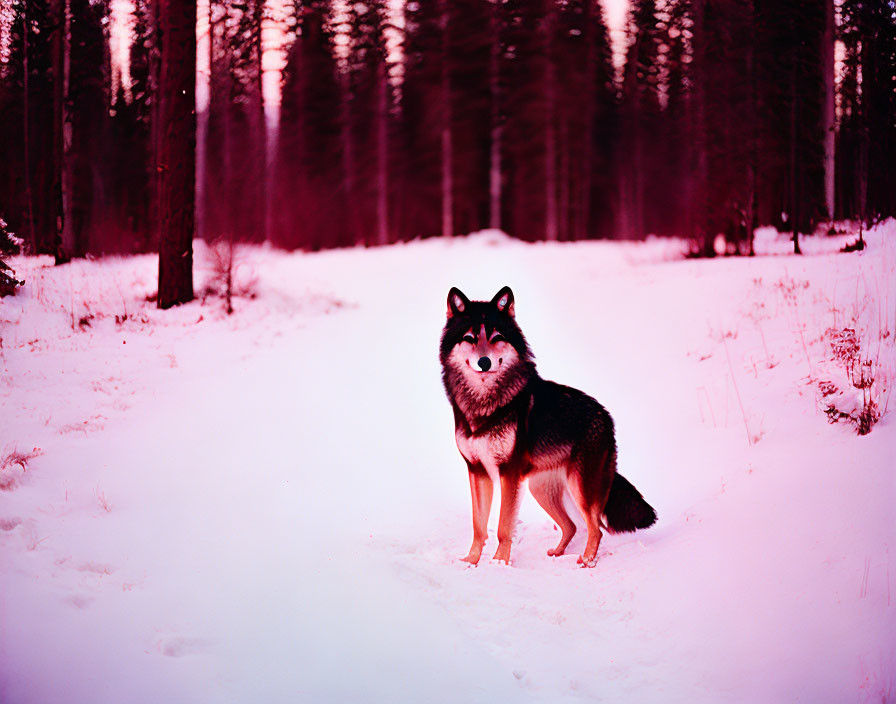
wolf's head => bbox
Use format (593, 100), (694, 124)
(440, 286), (535, 417)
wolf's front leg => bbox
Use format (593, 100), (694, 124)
(461, 468), (493, 565)
(493, 474), (522, 564)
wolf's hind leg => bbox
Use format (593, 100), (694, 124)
(528, 471), (576, 556)
(462, 469), (493, 565)
(567, 470), (607, 568)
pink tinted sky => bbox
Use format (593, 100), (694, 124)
(108, 0), (630, 113)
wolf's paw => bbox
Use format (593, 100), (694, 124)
(547, 546), (566, 557)
(577, 554), (597, 568)
(460, 538), (486, 565)
(492, 543), (512, 565)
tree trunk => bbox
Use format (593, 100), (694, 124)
(789, 60), (802, 254)
(22, 0), (36, 253)
(376, 59), (389, 246)
(746, 0), (757, 257)
(157, 0), (196, 308)
(51, 0), (63, 258)
(149, 0), (162, 249)
(57, 0), (75, 262)
(692, 0), (711, 254)
(439, 0), (453, 238)
(857, 127), (869, 244)
(822, 0), (835, 222)
(579, 0), (596, 240)
(856, 23), (871, 244)
(488, 0), (502, 231)
(195, 0), (212, 241)
(559, 117), (569, 240)
(632, 93), (644, 239)
(441, 124), (453, 238)
(340, 69), (358, 245)
(221, 35), (233, 231)
(543, 0), (557, 241)
(253, 0), (268, 243)
(618, 32), (642, 241)
(101, 0), (112, 97)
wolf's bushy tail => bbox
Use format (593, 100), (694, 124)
(603, 473), (657, 533)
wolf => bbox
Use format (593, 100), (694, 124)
(440, 286), (657, 567)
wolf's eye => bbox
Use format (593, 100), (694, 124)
(490, 334), (506, 344)
(462, 335), (476, 344)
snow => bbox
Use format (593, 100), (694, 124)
(2, 225), (895, 703)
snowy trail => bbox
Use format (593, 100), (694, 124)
(2, 298), (530, 703)
(2, 231), (895, 702)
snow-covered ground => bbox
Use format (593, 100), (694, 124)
(1, 225), (894, 703)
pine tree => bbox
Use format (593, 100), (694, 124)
(618, 0), (662, 240)
(346, 0), (393, 246)
(202, 0), (266, 245)
(503, 0), (548, 240)
(126, 0), (156, 250)
(555, 0), (615, 240)
(754, 0), (826, 251)
(656, 0), (692, 240)
(0, 217), (24, 297)
(0, 0), (58, 254)
(398, 0), (443, 239)
(272, 0), (343, 250)
(68, 0), (111, 254)
(487, 0), (503, 231)
(447, 0), (492, 238)
(701, 0), (757, 254)
(107, 83), (149, 250)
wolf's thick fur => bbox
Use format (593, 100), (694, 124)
(440, 286), (657, 567)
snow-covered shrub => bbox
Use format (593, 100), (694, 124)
(0, 218), (24, 297)
(820, 327), (888, 435)
(210, 237), (235, 315)
(198, 237), (258, 315)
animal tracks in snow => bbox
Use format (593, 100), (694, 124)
(154, 635), (212, 658)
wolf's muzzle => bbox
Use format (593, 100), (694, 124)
(478, 357), (492, 371)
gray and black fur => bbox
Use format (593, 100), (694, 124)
(441, 286), (656, 567)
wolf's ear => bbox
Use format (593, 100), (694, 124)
(447, 287), (470, 318)
(491, 286), (515, 317)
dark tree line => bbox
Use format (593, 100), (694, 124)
(1, 0), (895, 261)
(837, 0), (896, 228)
